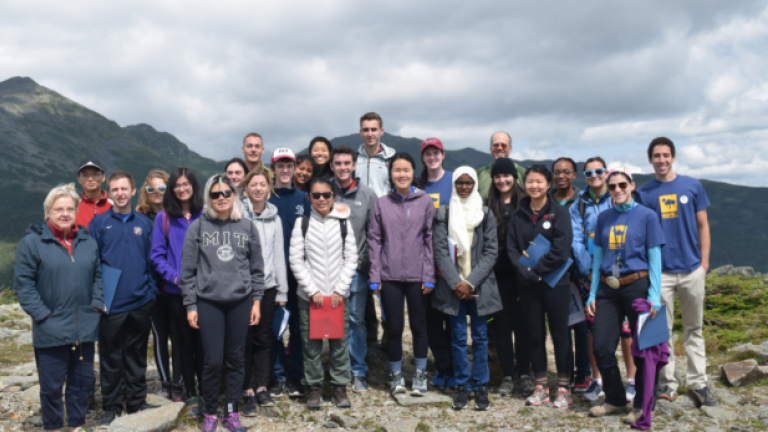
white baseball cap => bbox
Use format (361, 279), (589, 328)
(271, 148), (296, 163)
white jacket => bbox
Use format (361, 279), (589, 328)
(242, 199), (289, 303)
(289, 203), (357, 301)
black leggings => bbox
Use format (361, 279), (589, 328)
(151, 294), (181, 385)
(519, 282), (573, 384)
(168, 295), (203, 398)
(380, 281), (429, 362)
(426, 291), (452, 373)
(493, 266), (531, 378)
(243, 288), (276, 390)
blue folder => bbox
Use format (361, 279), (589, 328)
(637, 305), (669, 350)
(519, 234), (573, 288)
(100, 264), (121, 314)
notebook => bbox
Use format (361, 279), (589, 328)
(637, 305), (669, 350)
(100, 264), (121, 314)
(519, 234), (573, 288)
(309, 297), (345, 340)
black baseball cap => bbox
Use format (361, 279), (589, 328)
(78, 159), (105, 173)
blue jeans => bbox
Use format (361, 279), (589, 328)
(449, 299), (489, 387)
(270, 278), (304, 383)
(36, 343), (95, 430)
(348, 271), (369, 377)
(571, 319), (591, 377)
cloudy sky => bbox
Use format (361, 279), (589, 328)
(2, 0), (768, 186)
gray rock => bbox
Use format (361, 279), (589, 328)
(257, 405), (282, 418)
(0, 328), (17, 339)
(733, 266), (755, 277)
(714, 265), (734, 276)
(673, 394), (699, 408)
(0, 376), (38, 391)
(393, 392), (452, 407)
(729, 343), (768, 362)
(14, 332), (32, 346)
(655, 399), (685, 418)
(108, 401), (184, 432)
(323, 420), (340, 428)
(709, 387), (741, 407)
(382, 418), (421, 432)
(702, 406), (737, 422)
(329, 412), (360, 428)
(19, 385), (39, 406)
(145, 393), (173, 407)
(722, 359), (768, 386)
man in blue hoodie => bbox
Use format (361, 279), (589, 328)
(89, 172), (160, 427)
(268, 149), (311, 398)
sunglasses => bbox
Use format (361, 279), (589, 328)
(146, 185), (166, 194)
(310, 192), (334, 200)
(209, 190), (233, 200)
(608, 182), (629, 191)
(584, 168), (607, 178)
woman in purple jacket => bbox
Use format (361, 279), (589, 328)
(368, 152), (436, 397)
(150, 168), (205, 418)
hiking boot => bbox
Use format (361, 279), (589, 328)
(625, 382), (636, 403)
(128, 401), (161, 414)
(583, 380), (605, 402)
(172, 383), (185, 402)
(286, 379), (305, 397)
(306, 386), (322, 410)
(332, 385), (351, 408)
(158, 381), (172, 399)
(525, 385), (550, 406)
(474, 385), (490, 411)
(624, 408), (643, 424)
(353, 376), (368, 393)
(98, 410), (121, 428)
(222, 411), (246, 432)
(574, 375), (591, 393)
(185, 396), (202, 419)
(453, 386), (469, 410)
(430, 371), (448, 389)
(688, 387), (718, 407)
(256, 390), (275, 407)
(589, 402), (630, 417)
(657, 384), (678, 402)
(553, 387), (573, 410)
(390, 371), (406, 395)
(268, 380), (286, 398)
(519, 375), (536, 397)
(201, 414), (218, 432)
(411, 370), (428, 396)
(241, 394), (257, 417)
(498, 376), (515, 397)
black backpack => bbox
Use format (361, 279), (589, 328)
(301, 216), (348, 260)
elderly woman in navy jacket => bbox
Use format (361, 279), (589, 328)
(432, 167), (501, 412)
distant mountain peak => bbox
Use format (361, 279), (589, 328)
(0, 76), (41, 94)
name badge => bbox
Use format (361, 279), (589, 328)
(587, 230), (595, 255)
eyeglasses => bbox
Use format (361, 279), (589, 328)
(492, 143), (509, 149)
(455, 181), (475, 188)
(554, 170), (575, 177)
(79, 171), (103, 179)
(173, 182), (191, 191)
(584, 168), (607, 178)
(50, 207), (76, 215)
(209, 190), (233, 200)
(310, 192), (334, 200)
(146, 185), (166, 194)
(608, 182), (629, 191)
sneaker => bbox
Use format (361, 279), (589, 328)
(98, 410), (121, 428)
(474, 385), (490, 411)
(201, 414), (218, 432)
(158, 381), (172, 399)
(624, 408), (643, 424)
(583, 381), (605, 402)
(185, 396), (201, 419)
(625, 383), (636, 403)
(430, 371), (448, 389)
(411, 370), (428, 396)
(519, 375), (536, 397)
(452, 386), (469, 410)
(256, 390), (275, 407)
(498, 376), (515, 397)
(306, 386), (322, 410)
(353, 376), (369, 393)
(657, 384), (678, 402)
(590, 402), (630, 417)
(268, 380), (286, 398)
(390, 371), (406, 395)
(241, 394), (257, 417)
(688, 387), (718, 407)
(574, 375), (591, 393)
(525, 385), (550, 406)
(553, 387), (573, 410)
(172, 383), (185, 402)
(332, 385), (351, 408)
(286, 379), (305, 397)
(221, 412), (246, 432)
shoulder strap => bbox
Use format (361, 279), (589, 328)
(301, 215), (310, 238)
(579, 199), (586, 220)
(161, 211), (170, 240)
(339, 219), (347, 261)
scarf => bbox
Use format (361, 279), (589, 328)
(448, 167), (484, 257)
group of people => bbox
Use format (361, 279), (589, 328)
(14, 111), (716, 432)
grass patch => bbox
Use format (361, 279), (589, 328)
(0, 342), (34, 366)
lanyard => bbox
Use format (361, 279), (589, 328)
(611, 205), (634, 264)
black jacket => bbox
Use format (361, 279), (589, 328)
(507, 197), (573, 287)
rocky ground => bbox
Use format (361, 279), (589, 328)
(1, 290), (768, 431)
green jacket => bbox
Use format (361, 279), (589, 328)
(477, 159), (526, 200)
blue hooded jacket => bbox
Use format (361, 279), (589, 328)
(569, 188), (613, 278)
(269, 183), (310, 260)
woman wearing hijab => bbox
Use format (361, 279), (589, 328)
(433, 167), (501, 411)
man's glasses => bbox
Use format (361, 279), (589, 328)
(209, 190), (233, 200)
(584, 168), (607, 178)
(79, 171), (103, 179)
(310, 192), (334, 200)
(455, 181), (475, 188)
(146, 185), (166, 194)
(554, 170), (575, 177)
(608, 182), (629, 191)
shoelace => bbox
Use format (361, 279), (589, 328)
(226, 413), (243, 427)
(203, 415), (217, 431)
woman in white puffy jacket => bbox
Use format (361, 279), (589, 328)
(289, 177), (357, 410)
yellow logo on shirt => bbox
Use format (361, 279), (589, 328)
(659, 194), (678, 219)
(609, 225), (627, 250)
(430, 193), (440, 208)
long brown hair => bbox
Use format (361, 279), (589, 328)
(486, 176), (522, 243)
(137, 169), (169, 215)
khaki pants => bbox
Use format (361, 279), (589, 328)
(659, 266), (707, 391)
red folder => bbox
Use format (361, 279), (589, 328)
(309, 297), (345, 340)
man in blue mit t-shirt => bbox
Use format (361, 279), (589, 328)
(636, 137), (716, 407)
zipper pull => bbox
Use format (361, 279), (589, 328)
(71, 255), (75, 263)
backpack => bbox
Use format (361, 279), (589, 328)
(301, 216), (348, 260)
(159, 211), (171, 242)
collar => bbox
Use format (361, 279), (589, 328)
(81, 190), (107, 204)
(392, 186), (417, 201)
(109, 208), (135, 220)
(47, 220), (78, 242)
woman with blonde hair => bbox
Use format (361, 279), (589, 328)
(137, 169), (170, 221)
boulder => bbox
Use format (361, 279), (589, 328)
(733, 266), (756, 277)
(729, 343), (768, 362)
(329, 412), (361, 428)
(108, 401), (184, 432)
(393, 392), (452, 407)
(714, 265), (734, 276)
(702, 406), (737, 422)
(382, 418), (421, 432)
(19, 385), (40, 406)
(721, 359), (768, 387)
(0, 376), (38, 391)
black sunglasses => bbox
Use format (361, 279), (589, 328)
(146, 185), (166, 194)
(310, 192), (334, 200)
(209, 190), (233, 199)
(608, 182), (629, 191)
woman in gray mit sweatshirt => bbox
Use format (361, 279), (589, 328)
(180, 174), (265, 432)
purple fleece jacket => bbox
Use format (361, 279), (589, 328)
(631, 298), (670, 431)
(368, 189), (436, 285)
(150, 210), (203, 295)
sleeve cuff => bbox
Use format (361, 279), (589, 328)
(32, 307), (52, 322)
(252, 293), (263, 301)
(370, 283), (380, 291)
(186, 304), (198, 312)
(423, 282), (434, 288)
(89, 300), (103, 311)
(465, 281), (475, 292)
(276, 293), (288, 303)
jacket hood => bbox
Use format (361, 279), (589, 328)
(312, 203), (351, 220)
(331, 177), (362, 196)
(386, 187), (426, 202)
(577, 187), (611, 204)
(29, 222), (91, 242)
(242, 198), (279, 220)
(357, 142), (396, 160)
